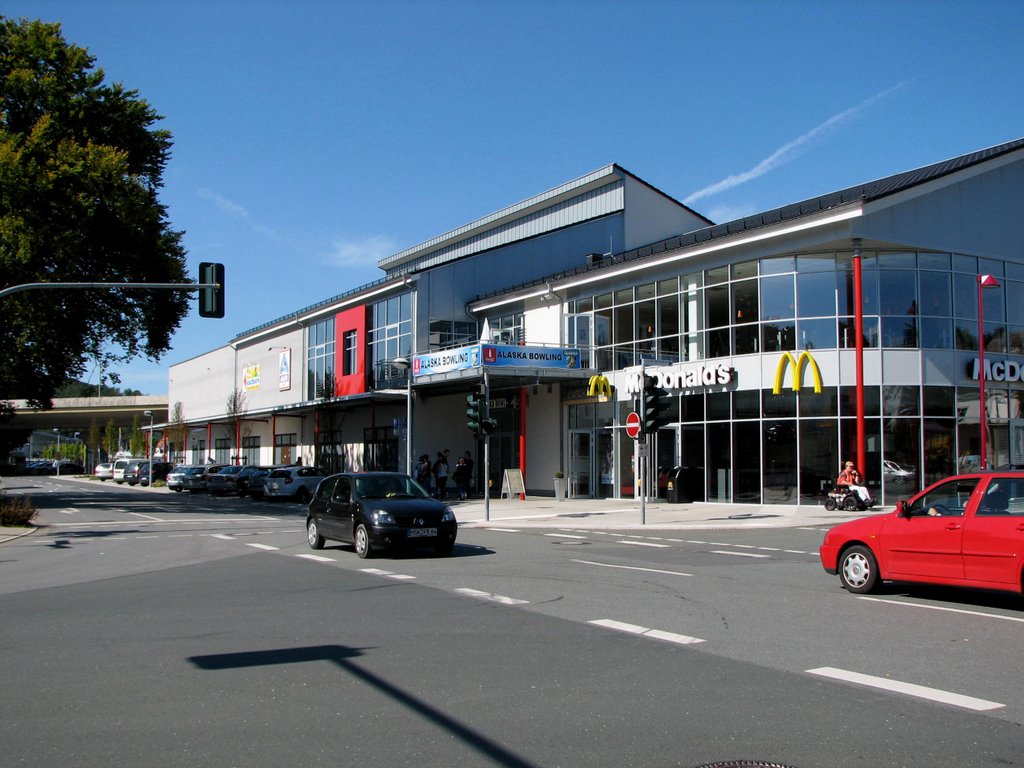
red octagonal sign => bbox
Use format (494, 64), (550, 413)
(625, 411), (642, 439)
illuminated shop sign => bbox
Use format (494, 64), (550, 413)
(587, 375), (613, 398)
(625, 363), (733, 394)
(412, 344), (583, 378)
(967, 358), (1024, 383)
(772, 351), (822, 394)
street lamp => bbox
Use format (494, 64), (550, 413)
(53, 428), (61, 476)
(143, 410), (154, 488)
(392, 357), (413, 476)
(977, 274), (1000, 470)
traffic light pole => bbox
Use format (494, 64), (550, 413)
(0, 280), (220, 300)
(483, 368), (491, 522)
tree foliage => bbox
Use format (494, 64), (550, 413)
(0, 17), (188, 411)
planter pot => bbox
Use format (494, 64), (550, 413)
(553, 477), (565, 501)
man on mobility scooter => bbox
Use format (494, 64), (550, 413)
(823, 460), (875, 511)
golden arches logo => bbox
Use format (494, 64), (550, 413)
(587, 375), (613, 398)
(772, 351), (822, 394)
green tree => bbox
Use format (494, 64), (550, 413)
(166, 401), (187, 464)
(128, 415), (144, 456)
(87, 418), (100, 467)
(0, 17), (188, 414)
(103, 417), (118, 459)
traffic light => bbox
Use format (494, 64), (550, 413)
(640, 375), (669, 434)
(466, 388), (497, 436)
(466, 390), (484, 435)
(198, 262), (225, 318)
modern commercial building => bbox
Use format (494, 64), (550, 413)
(169, 137), (1024, 506)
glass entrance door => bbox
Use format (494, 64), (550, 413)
(569, 429), (595, 498)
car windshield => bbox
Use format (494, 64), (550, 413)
(219, 466), (243, 475)
(186, 467), (206, 475)
(354, 475), (429, 500)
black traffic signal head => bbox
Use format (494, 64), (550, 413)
(640, 375), (669, 434)
(198, 262), (225, 318)
(466, 390), (484, 435)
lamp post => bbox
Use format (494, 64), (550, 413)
(144, 410), (154, 487)
(977, 274), (1000, 470)
(392, 357), (413, 476)
(53, 428), (61, 476)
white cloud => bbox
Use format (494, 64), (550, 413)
(198, 188), (248, 217)
(683, 82), (907, 206)
(323, 235), (398, 268)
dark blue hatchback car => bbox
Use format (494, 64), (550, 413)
(306, 472), (457, 558)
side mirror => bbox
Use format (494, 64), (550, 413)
(896, 499), (910, 518)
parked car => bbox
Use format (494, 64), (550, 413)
(126, 461), (173, 486)
(263, 466), (325, 503)
(306, 472), (457, 558)
(177, 465), (217, 493)
(820, 471), (1024, 595)
(207, 464), (262, 495)
(94, 462), (114, 481)
(166, 465), (191, 492)
(112, 457), (143, 484)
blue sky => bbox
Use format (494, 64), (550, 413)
(8, 0), (1024, 395)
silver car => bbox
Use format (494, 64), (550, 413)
(263, 466), (325, 503)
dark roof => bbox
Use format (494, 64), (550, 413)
(472, 136), (1024, 304)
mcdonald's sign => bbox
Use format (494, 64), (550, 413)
(587, 374), (613, 399)
(772, 351), (822, 394)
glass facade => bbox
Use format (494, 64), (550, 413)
(369, 292), (412, 387)
(568, 249), (1024, 505)
(306, 318), (335, 400)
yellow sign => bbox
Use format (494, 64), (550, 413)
(587, 374), (613, 399)
(772, 351), (822, 394)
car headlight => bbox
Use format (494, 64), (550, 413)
(371, 509), (396, 525)
(442, 507), (456, 523)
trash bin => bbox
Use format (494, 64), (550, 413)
(665, 466), (687, 503)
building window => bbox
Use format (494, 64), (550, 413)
(241, 436), (260, 465)
(342, 329), (357, 376)
(274, 433), (297, 465)
(214, 437), (230, 464)
(370, 292), (412, 387)
(485, 312), (525, 344)
(307, 317), (335, 400)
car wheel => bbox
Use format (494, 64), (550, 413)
(843, 494), (861, 511)
(172, 487), (182, 492)
(839, 545), (879, 594)
(295, 487), (311, 504)
(354, 523), (372, 559)
(307, 518), (325, 550)
(824, 497), (837, 511)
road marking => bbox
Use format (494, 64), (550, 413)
(589, 619), (705, 646)
(246, 543), (279, 551)
(806, 667), (1004, 711)
(482, 527), (521, 533)
(686, 540), (707, 544)
(858, 596), (1024, 624)
(295, 554), (334, 562)
(710, 550), (770, 558)
(783, 549), (807, 554)
(134, 535), (160, 539)
(130, 512), (164, 521)
(360, 568), (416, 581)
(544, 533), (587, 539)
(455, 588), (528, 605)
(615, 540), (670, 548)
(209, 534), (234, 540)
(572, 559), (691, 577)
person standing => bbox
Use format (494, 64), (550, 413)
(433, 451), (449, 499)
(452, 456), (471, 501)
(463, 450), (475, 495)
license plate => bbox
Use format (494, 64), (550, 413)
(407, 527), (437, 538)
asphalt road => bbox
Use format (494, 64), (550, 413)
(2, 477), (1023, 767)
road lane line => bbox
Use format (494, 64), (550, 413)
(482, 527), (521, 533)
(806, 667), (1004, 711)
(246, 543), (279, 551)
(572, 559), (691, 577)
(209, 534), (234, 540)
(615, 540), (670, 548)
(130, 512), (164, 521)
(295, 554), (334, 562)
(589, 619), (705, 645)
(360, 568), (416, 580)
(544, 533), (587, 539)
(710, 550), (770, 558)
(455, 588), (528, 605)
(858, 596), (1024, 624)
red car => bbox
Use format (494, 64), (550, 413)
(820, 472), (1024, 595)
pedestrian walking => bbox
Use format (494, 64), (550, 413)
(433, 451), (449, 499)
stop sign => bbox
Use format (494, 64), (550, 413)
(625, 411), (642, 439)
